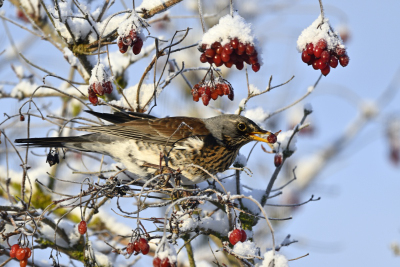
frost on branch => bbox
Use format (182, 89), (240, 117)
(259, 251), (289, 267)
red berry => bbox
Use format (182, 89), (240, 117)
(245, 44), (255, 55)
(20, 259), (28, 267)
(301, 51), (311, 63)
(119, 44), (129, 54)
(320, 50), (330, 63)
(306, 43), (314, 55)
(141, 244), (150, 255)
(103, 81), (113, 94)
(329, 55), (339, 68)
(274, 154), (283, 167)
(228, 90), (234, 101)
(10, 244), (20, 258)
(307, 55), (316, 66)
(20, 115), (25, 121)
(312, 60), (319, 70)
(215, 46), (223, 55)
(216, 85), (224, 96)
(230, 38), (239, 49)
(240, 229), (247, 242)
(132, 38), (143, 55)
(192, 91), (200, 102)
(223, 44), (233, 55)
(229, 229), (242, 245)
(316, 58), (327, 70)
(242, 54), (250, 65)
(88, 91), (98, 105)
(93, 82), (104, 96)
(202, 94), (210, 106)
(316, 39), (327, 50)
(249, 55), (258, 65)
(336, 46), (346, 56)
(251, 63), (260, 72)
(16, 248), (26, 260)
(235, 61), (244, 70)
(339, 55), (349, 67)
(313, 46), (323, 58)
(138, 238), (148, 251)
(321, 65), (330, 76)
(224, 61), (233, 68)
(153, 257), (162, 267)
(24, 247), (31, 259)
(161, 258), (171, 267)
(267, 133), (277, 143)
(205, 49), (215, 58)
(200, 53), (207, 63)
(133, 240), (141, 253)
(221, 51), (230, 63)
(78, 220), (87, 235)
(198, 86), (205, 96)
(204, 86), (211, 97)
(237, 42), (246, 55)
(213, 54), (222, 66)
(210, 90), (219, 100)
(211, 42), (221, 50)
(127, 242), (134, 254)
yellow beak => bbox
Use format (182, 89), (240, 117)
(248, 131), (273, 143)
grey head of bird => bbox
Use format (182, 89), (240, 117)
(202, 114), (271, 149)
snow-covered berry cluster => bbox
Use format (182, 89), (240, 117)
(126, 238), (150, 255)
(88, 64), (114, 105)
(152, 244), (177, 267)
(199, 13), (262, 72)
(192, 77), (233, 106)
(297, 15), (349, 76)
(117, 30), (144, 55)
(9, 244), (32, 267)
(229, 228), (247, 245)
(117, 15), (147, 55)
(153, 256), (176, 267)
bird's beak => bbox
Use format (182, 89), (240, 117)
(248, 130), (274, 143)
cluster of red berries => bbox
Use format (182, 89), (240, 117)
(199, 39), (261, 72)
(229, 228), (247, 245)
(126, 237), (150, 255)
(9, 244), (31, 267)
(153, 256), (176, 267)
(301, 39), (349, 76)
(78, 220), (87, 235)
(117, 30), (144, 55)
(88, 80), (113, 105)
(192, 79), (234, 106)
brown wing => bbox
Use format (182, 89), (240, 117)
(79, 117), (210, 145)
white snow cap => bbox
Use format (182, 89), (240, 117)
(233, 240), (258, 256)
(117, 13), (146, 41)
(304, 103), (313, 113)
(201, 12), (261, 54)
(273, 130), (297, 153)
(233, 153), (247, 167)
(297, 15), (345, 52)
(155, 243), (177, 263)
(89, 63), (111, 84)
(258, 251), (289, 267)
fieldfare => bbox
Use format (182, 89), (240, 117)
(15, 111), (276, 184)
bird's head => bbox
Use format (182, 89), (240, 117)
(203, 114), (275, 149)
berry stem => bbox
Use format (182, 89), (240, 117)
(230, 0), (234, 17)
(317, 0), (325, 29)
(197, 0), (206, 33)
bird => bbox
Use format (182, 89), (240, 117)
(15, 111), (276, 184)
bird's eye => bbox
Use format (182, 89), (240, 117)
(237, 122), (247, 131)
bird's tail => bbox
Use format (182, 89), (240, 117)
(15, 135), (93, 149)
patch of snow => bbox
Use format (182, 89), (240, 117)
(258, 251), (289, 267)
(297, 15), (345, 52)
(273, 130), (297, 153)
(233, 240), (258, 256)
(243, 107), (269, 125)
(233, 153), (247, 167)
